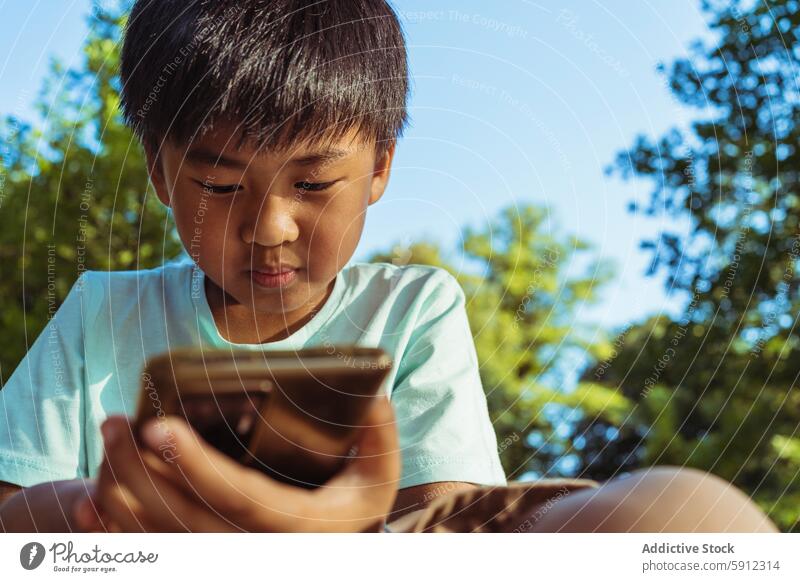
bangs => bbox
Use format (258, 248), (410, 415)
(121, 0), (409, 154)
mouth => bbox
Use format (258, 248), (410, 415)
(249, 267), (299, 289)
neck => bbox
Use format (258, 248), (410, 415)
(204, 276), (333, 344)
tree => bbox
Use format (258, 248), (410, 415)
(587, 0), (799, 531)
(0, 4), (179, 380)
(0, 3), (619, 487)
(369, 205), (619, 479)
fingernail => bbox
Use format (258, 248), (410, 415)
(141, 419), (170, 449)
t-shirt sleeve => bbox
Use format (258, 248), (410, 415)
(0, 272), (96, 487)
(390, 270), (507, 489)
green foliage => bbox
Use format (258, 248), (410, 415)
(0, 5), (179, 381)
(595, 0), (800, 531)
(3, 0), (793, 532)
(369, 205), (617, 479)
(3, 5), (618, 491)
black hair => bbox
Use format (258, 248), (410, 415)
(119, 0), (409, 156)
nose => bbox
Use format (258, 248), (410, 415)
(240, 193), (300, 247)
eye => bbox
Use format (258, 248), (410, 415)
(195, 179), (242, 195)
(294, 180), (338, 192)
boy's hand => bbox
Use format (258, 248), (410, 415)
(75, 398), (400, 532)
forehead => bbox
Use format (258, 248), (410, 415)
(175, 122), (375, 170)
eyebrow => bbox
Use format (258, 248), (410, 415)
(289, 148), (350, 166)
(185, 146), (351, 169)
(185, 147), (249, 170)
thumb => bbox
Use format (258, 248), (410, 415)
(323, 397), (401, 500)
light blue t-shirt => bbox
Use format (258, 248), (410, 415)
(0, 255), (506, 490)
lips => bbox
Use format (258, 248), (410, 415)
(249, 266), (299, 289)
(253, 265), (296, 275)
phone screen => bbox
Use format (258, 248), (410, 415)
(179, 391), (270, 460)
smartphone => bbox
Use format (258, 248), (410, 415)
(134, 346), (393, 488)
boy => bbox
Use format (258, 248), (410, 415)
(0, 0), (506, 532)
(0, 0), (779, 533)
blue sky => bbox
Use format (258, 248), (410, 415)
(0, 0), (713, 331)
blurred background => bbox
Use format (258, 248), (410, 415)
(0, 0), (797, 530)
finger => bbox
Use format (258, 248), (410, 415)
(144, 473), (240, 532)
(109, 467), (237, 532)
(99, 416), (167, 516)
(73, 495), (106, 533)
(101, 415), (174, 483)
(96, 457), (148, 533)
(140, 415), (308, 528)
(101, 416), (234, 531)
(326, 397), (401, 489)
(98, 480), (150, 532)
(315, 398), (401, 530)
(93, 460), (117, 533)
(73, 493), (124, 533)
(97, 416), (163, 532)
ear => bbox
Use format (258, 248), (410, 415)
(367, 141), (396, 206)
(143, 143), (171, 207)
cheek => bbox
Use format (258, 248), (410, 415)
(336, 211), (367, 256)
(303, 194), (368, 277)
(172, 194), (238, 262)
(303, 194), (366, 272)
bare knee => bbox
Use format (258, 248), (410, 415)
(602, 466), (777, 532)
(530, 466), (778, 532)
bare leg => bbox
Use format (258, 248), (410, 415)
(528, 466), (778, 532)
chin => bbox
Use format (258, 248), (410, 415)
(247, 288), (310, 313)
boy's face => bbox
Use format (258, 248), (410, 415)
(145, 124), (394, 322)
